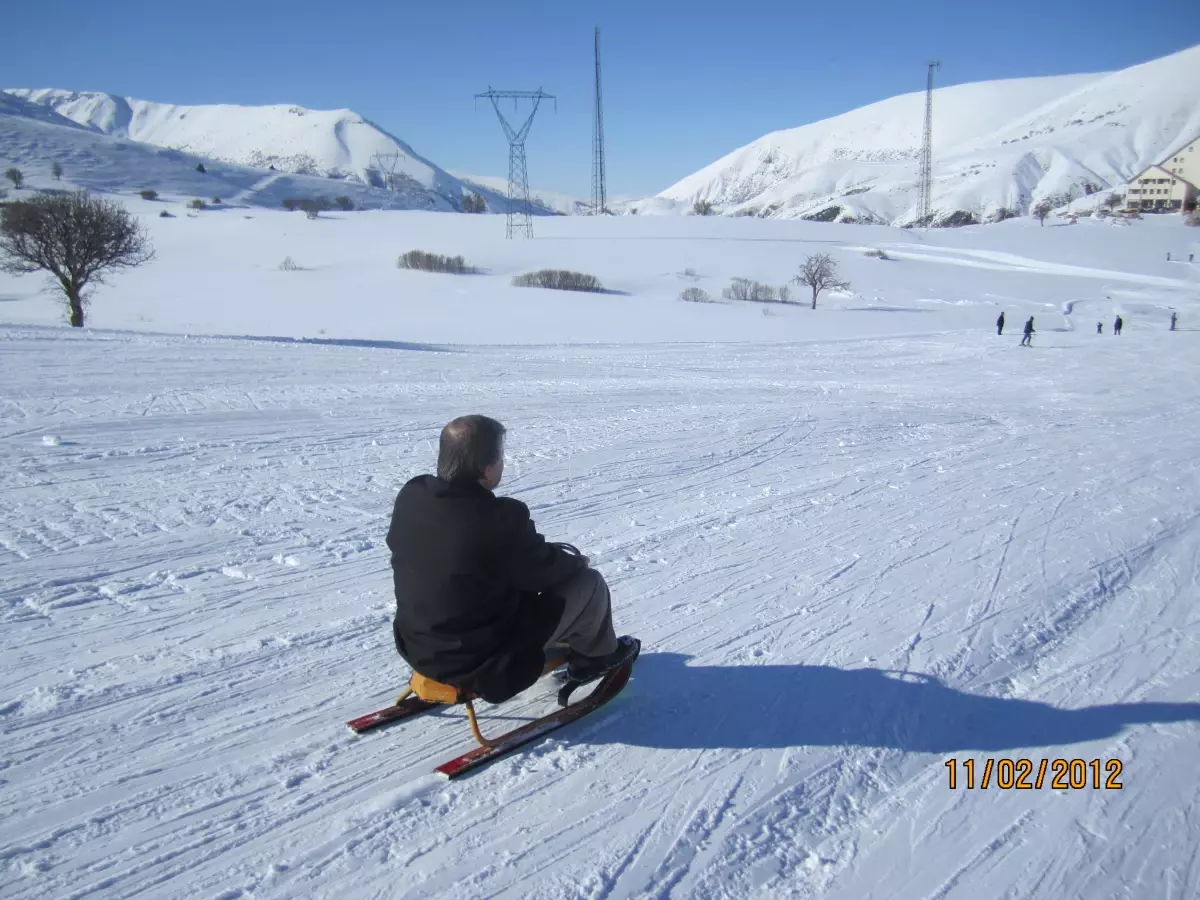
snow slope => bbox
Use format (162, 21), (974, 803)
(655, 43), (1200, 225)
(451, 172), (589, 216)
(0, 198), (1194, 344)
(1, 208), (1199, 898)
(1, 316), (1199, 898)
(3, 88), (511, 211)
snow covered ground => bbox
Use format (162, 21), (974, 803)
(2, 208), (1199, 898)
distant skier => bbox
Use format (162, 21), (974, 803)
(996, 312), (1005, 335)
(1167, 252), (1171, 261)
(1096, 322), (1103, 334)
(1170, 311), (1177, 331)
(1114, 315), (1123, 335)
(386, 415), (638, 704)
(1020, 316), (1035, 347)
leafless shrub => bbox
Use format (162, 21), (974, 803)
(398, 250), (475, 274)
(679, 286), (714, 303)
(723, 277), (777, 303)
(512, 269), (604, 292)
(4, 168), (24, 189)
(692, 199), (714, 216)
(140, 189), (158, 200)
(864, 248), (889, 259)
(278, 256), (303, 271)
(189, 198), (206, 210)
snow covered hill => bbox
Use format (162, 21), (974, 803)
(654, 43), (1200, 226)
(0, 92), (457, 211)
(3, 88), (514, 212)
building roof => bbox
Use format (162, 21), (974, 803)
(1128, 163), (1197, 191)
(1156, 133), (1200, 166)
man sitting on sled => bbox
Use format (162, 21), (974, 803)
(386, 414), (639, 705)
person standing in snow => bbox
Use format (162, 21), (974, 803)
(1114, 315), (1124, 335)
(386, 415), (638, 704)
(1096, 322), (1103, 334)
(1020, 316), (1035, 347)
(996, 312), (1005, 335)
(1170, 311), (1177, 331)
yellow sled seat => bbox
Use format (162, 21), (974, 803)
(398, 653), (567, 748)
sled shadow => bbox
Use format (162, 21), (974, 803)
(600, 653), (1200, 753)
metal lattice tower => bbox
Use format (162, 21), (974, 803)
(476, 88), (555, 238)
(591, 26), (608, 216)
(371, 152), (404, 209)
(918, 60), (940, 227)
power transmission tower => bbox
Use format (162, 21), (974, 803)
(476, 88), (555, 238)
(371, 152), (404, 209)
(918, 60), (940, 227)
(591, 26), (608, 216)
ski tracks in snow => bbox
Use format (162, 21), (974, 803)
(1, 327), (1199, 898)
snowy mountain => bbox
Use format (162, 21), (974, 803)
(653, 43), (1200, 225)
(0, 91), (462, 211)
(2, 88), (519, 212)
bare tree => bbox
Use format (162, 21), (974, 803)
(792, 253), (850, 309)
(692, 199), (714, 216)
(51, 162), (64, 181)
(4, 168), (23, 189)
(334, 195), (354, 211)
(0, 192), (154, 327)
(1104, 193), (1122, 211)
(461, 192), (486, 213)
(1033, 201), (1052, 226)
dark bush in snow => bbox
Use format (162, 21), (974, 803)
(188, 198), (206, 210)
(692, 199), (714, 216)
(139, 189), (158, 200)
(461, 192), (487, 213)
(51, 162), (63, 180)
(512, 269), (604, 292)
(334, 195), (354, 211)
(398, 250), (475, 274)
(211, 196), (222, 205)
(159, 209), (173, 218)
(282, 197), (299, 212)
(723, 277), (783, 303)
(679, 286), (714, 303)
(4, 168), (23, 189)
(195, 163), (206, 173)
(298, 197), (331, 219)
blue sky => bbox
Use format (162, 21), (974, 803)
(3, 1), (1198, 197)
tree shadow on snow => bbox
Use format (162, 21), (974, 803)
(599, 653), (1200, 753)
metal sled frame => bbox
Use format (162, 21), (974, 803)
(396, 653), (567, 748)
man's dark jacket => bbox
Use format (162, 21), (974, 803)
(386, 475), (585, 703)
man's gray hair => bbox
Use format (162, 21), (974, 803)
(437, 415), (506, 482)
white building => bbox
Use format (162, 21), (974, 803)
(1127, 135), (1200, 212)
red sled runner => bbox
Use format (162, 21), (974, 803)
(346, 644), (639, 779)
